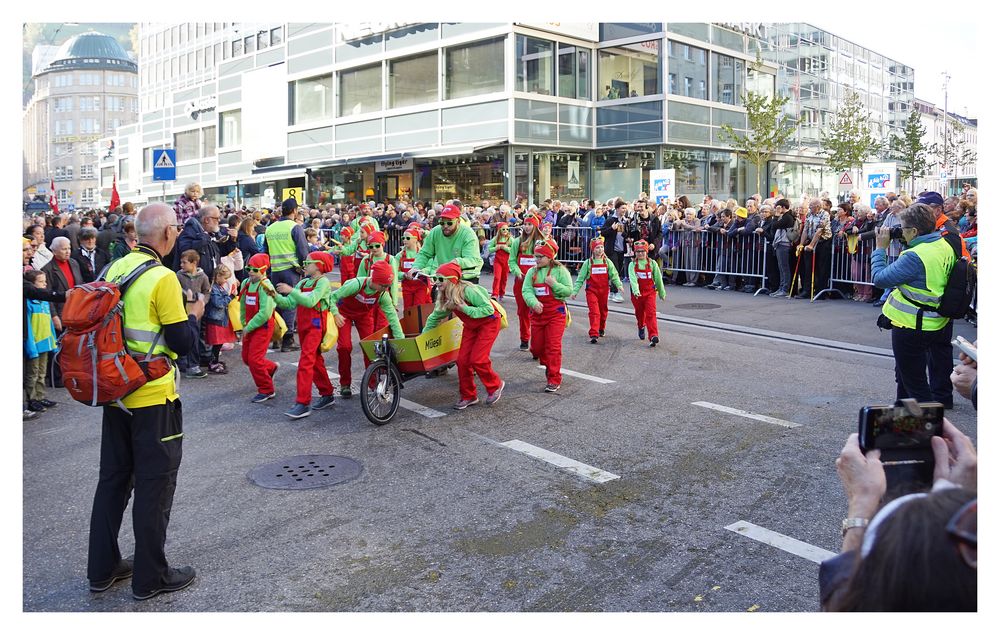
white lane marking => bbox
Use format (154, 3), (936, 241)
(290, 361), (339, 380)
(725, 521), (836, 564)
(35, 426), (71, 436)
(536, 366), (616, 384)
(693, 401), (802, 429)
(289, 363), (447, 419)
(500, 440), (620, 483)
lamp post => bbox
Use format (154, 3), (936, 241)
(941, 71), (950, 194)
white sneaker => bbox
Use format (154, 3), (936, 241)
(611, 293), (624, 303)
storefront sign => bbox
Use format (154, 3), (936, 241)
(862, 162), (897, 208)
(185, 96), (217, 120)
(375, 158), (413, 173)
(567, 160), (581, 189)
(282, 187), (304, 205)
(650, 169), (676, 204)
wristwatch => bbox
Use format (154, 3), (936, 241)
(841, 517), (869, 536)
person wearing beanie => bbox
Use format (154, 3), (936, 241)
(239, 253), (280, 403)
(273, 251), (337, 418)
(334, 221), (376, 281)
(521, 243), (573, 392)
(422, 261), (505, 409)
(487, 222), (513, 300)
(571, 236), (623, 343)
(627, 240), (667, 347)
(328, 258), (403, 399)
(395, 227), (431, 309)
(355, 231), (400, 332)
(508, 214), (543, 350)
(350, 204), (380, 235)
(405, 203), (484, 286)
(333, 225), (357, 281)
(263, 197), (310, 352)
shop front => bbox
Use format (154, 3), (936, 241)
(591, 148), (655, 202)
(374, 158), (414, 203)
(414, 148), (506, 205)
(306, 165), (374, 206)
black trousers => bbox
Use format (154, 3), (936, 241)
(88, 400), (184, 592)
(798, 239), (832, 296)
(891, 322), (955, 405)
(269, 268), (301, 342)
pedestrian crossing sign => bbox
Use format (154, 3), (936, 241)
(153, 148), (177, 181)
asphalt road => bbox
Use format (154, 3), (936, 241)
(22, 282), (978, 612)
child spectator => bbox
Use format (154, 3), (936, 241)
(23, 270), (59, 414)
(176, 249), (211, 378)
(204, 265), (237, 374)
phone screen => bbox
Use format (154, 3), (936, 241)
(859, 404), (944, 452)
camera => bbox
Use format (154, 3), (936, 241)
(858, 400), (944, 495)
(888, 226), (905, 240)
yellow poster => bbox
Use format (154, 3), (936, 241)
(281, 187), (304, 205)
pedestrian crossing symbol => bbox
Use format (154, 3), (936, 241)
(152, 148), (177, 181)
(155, 152), (174, 169)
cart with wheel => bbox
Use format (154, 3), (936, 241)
(358, 303), (464, 425)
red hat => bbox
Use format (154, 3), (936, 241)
(339, 226), (354, 239)
(367, 230), (386, 245)
(543, 237), (559, 254)
(541, 221), (553, 230)
(496, 222), (509, 229)
(305, 251), (334, 274)
(522, 215), (540, 228)
(247, 253), (271, 270)
(360, 221), (377, 235)
(359, 203), (370, 211)
(533, 243), (556, 259)
(633, 239), (649, 252)
(434, 261), (463, 283)
(590, 236), (605, 250)
(440, 204), (462, 219)
(403, 228), (422, 242)
(370, 260), (394, 286)
(407, 222), (424, 232)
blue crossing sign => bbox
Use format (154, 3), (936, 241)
(152, 148), (177, 181)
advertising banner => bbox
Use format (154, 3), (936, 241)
(862, 162), (897, 208)
(650, 169), (676, 205)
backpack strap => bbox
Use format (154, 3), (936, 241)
(114, 258), (162, 295)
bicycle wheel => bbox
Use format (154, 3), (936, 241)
(360, 358), (401, 425)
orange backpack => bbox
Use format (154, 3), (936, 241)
(55, 259), (173, 411)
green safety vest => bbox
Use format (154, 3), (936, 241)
(265, 219), (299, 272)
(881, 237), (954, 331)
(106, 251), (178, 359)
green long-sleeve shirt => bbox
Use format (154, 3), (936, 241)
(508, 237), (535, 279)
(627, 258), (666, 299)
(422, 283), (497, 332)
(393, 248), (418, 282)
(274, 275), (333, 313)
(488, 233), (513, 254)
(521, 264), (573, 309)
(411, 224), (483, 281)
(239, 278), (278, 334)
(572, 256), (623, 295)
(350, 215), (380, 235)
(336, 233), (367, 258)
(330, 278), (404, 339)
(356, 253), (401, 308)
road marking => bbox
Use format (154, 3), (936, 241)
(725, 521), (836, 564)
(693, 402), (802, 429)
(536, 366), (616, 384)
(290, 361), (339, 380)
(500, 440), (620, 483)
(288, 363), (447, 418)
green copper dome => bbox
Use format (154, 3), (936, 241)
(38, 31), (137, 75)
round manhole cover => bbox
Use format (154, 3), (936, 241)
(247, 455), (362, 490)
(675, 303), (721, 310)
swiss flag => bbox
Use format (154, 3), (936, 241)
(49, 177), (59, 214)
(109, 172), (121, 211)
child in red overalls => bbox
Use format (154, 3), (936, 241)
(336, 226), (355, 282)
(521, 242), (573, 393)
(356, 230), (399, 333)
(239, 253), (280, 403)
(487, 222), (513, 301)
(274, 251), (337, 419)
(329, 259), (403, 398)
(571, 237), (624, 344)
(396, 227), (431, 309)
(627, 240), (667, 348)
(422, 262), (505, 409)
(510, 215), (543, 351)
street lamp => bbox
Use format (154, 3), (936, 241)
(941, 71), (950, 194)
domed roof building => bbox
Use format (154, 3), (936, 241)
(37, 31), (138, 75)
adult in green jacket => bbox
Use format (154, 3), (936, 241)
(406, 204), (483, 283)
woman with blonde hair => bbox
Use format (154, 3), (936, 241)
(421, 262), (505, 409)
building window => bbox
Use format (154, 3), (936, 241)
(55, 120), (74, 135)
(232, 39), (243, 57)
(598, 40), (660, 99)
(244, 35), (255, 54)
(271, 27), (283, 46)
(143, 147), (154, 172)
(80, 165), (95, 179)
(712, 52), (744, 105)
(221, 110), (241, 146)
(258, 30), (269, 51)
(446, 37), (505, 100)
(389, 51), (438, 109)
(101, 166), (114, 183)
(339, 64), (381, 116)
(203, 125), (216, 157)
(668, 40), (707, 100)
(289, 74), (333, 125)
(516, 36), (554, 95)
(557, 44), (590, 100)
(746, 66), (775, 99)
(54, 97), (73, 112)
(175, 129), (200, 161)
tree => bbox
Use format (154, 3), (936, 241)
(820, 91), (879, 173)
(945, 118), (977, 178)
(890, 109), (930, 194)
(717, 91), (799, 196)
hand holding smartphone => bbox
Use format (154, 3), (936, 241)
(858, 401), (944, 494)
(952, 336), (977, 363)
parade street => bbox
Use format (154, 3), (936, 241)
(22, 278), (977, 612)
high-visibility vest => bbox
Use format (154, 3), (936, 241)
(881, 237), (954, 331)
(265, 219), (298, 272)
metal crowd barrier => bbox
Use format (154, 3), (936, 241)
(814, 235), (898, 301)
(659, 229), (769, 294)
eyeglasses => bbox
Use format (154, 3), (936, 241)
(369, 243), (383, 249)
(441, 220), (457, 227)
(430, 275), (453, 284)
(402, 236), (415, 241)
(245, 266), (266, 273)
(946, 499), (977, 568)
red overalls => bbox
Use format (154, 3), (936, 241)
(492, 237), (511, 299)
(399, 249), (431, 310)
(631, 259), (659, 339)
(452, 301), (503, 400)
(338, 249), (356, 282)
(512, 249), (536, 345)
(352, 243), (369, 282)
(528, 267), (567, 387)
(361, 253), (393, 332)
(294, 278), (334, 406)
(240, 282), (277, 395)
(584, 258), (611, 339)
(335, 281), (382, 389)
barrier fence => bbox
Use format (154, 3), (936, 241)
(659, 230), (770, 295)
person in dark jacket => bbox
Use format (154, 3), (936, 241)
(97, 213), (120, 253)
(766, 199), (796, 297)
(235, 217), (260, 281)
(72, 227), (112, 283)
(176, 205), (238, 281)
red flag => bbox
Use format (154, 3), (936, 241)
(49, 177), (59, 214)
(109, 172), (121, 211)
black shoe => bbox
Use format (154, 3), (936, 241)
(311, 395), (336, 410)
(27, 400), (47, 412)
(132, 566), (196, 601)
(638, 326), (646, 340)
(280, 343), (300, 352)
(90, 559), (133, 592)
(532, 355), (539, 361)
(650, 336), (659, 347)
(519, 341), (529, 351)
(590, 337), (598, 344)
(599, 330), (605, 337)
(39, 399), (58, 408)
(544, 383), (560, 393)
(794, 292), (809, 299)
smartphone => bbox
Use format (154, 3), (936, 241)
(952, 336), (977, 362)
(858, 402), (944, 493)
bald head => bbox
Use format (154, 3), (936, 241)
(136, 203), (175, 239)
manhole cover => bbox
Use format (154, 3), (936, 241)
(247, 455), (362, 490)
(675, 303), (721, 310)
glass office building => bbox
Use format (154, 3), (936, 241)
(101, 22), (914, 208)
